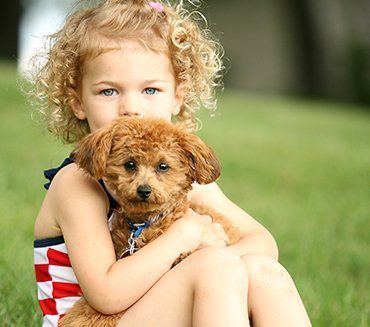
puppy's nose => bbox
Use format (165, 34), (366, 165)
(137, 185), (152, 200)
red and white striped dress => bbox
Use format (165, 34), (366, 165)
(34, 236), (82, 326)
(34, 157), (119, 326)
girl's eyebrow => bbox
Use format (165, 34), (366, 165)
(142, 79), (168, 84)
(92, 80), (120, 87)
(92, 79), (168, 87)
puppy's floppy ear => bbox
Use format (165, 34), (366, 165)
(180, 132), (221, 184)
(73, 126), (116, 179)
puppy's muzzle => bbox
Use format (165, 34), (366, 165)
(137, 185), (152, 200)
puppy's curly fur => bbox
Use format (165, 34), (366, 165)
(60, 117), (240, 326)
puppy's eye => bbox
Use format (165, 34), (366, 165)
(157, 163), (170, 172)
(124, 161), (136, 171)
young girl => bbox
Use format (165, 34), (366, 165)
(31, 0), (311, 326)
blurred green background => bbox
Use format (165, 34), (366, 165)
(0, 0), (370, 325)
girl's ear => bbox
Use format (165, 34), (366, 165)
(68, 88), (86, 120)
(73, 127), (115, 179)
(180, 132), (221, 184)
(172, 85), (184, 116)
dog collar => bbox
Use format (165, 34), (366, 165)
(121, 213), (164, 257)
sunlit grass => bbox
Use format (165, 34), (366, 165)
(0, 61), (369, 326)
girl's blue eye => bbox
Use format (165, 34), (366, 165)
(102, 89), (116, 96)
(143, 88), (158, 95)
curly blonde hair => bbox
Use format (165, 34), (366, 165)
(28, 0), (224, 143)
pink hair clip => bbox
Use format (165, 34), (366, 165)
(149, 1), (164, 12)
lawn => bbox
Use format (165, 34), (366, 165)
(0, 61), (369, 326)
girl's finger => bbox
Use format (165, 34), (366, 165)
(201, 214), (213, 223)
(213, 223), (224, 232)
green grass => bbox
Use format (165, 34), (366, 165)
(0, 61), (369, 326)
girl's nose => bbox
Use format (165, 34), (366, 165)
(119, 96), (141, 117)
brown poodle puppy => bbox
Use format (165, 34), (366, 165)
(60, 117), (240, 327)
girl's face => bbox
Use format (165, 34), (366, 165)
(71, 40), (183, 132)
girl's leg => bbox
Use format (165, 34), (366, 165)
(118, 248), (249, 327)
(242, 254), (311, 327)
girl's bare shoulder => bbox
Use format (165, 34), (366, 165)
(35, 163), (109, 239)
(50, 162), (96, 190)
(189, 182), (224, 205)
(51, 162), (109, 213)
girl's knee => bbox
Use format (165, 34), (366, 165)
(241, 254), (296, 292)
(185, 248), (248, 284)
(192, 247), (246, 269)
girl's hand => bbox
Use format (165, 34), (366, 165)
(168, 209), (229, 252)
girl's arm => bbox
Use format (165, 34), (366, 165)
(190, 182), (279, 260)
(49, 164), (223, 315)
